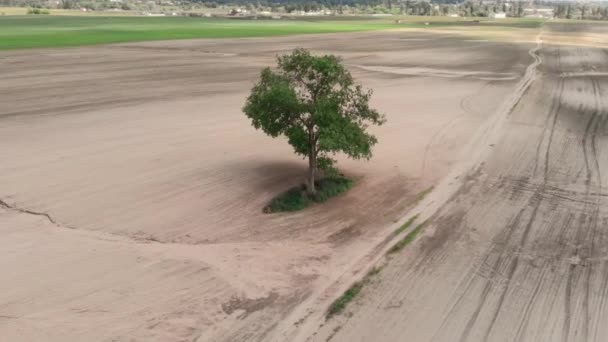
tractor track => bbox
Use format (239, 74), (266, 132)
(314, 21), (608, 342)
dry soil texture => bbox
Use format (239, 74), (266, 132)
(312, 21), (608, 342)
(1, 28), (533, 341)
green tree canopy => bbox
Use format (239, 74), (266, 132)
(243, 48), (385, 195)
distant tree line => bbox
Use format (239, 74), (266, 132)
(551, 1), (608, 20)
(3, 0), (608, 20)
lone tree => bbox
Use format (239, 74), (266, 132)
(243, 48), (385, 195)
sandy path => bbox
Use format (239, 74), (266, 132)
(312, 22), (608, 342)
(0, 30), (533, 341)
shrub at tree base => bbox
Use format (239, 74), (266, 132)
(264, 177), (353, 213)
(311, 177), (353, 202)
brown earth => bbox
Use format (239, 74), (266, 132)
(310, 21), (608, 342)
(0, 27), (536, 341)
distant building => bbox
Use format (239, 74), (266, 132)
(524, 8), (554, 19)
(228, 8), (249, 16)
(490, 12), (506, 19)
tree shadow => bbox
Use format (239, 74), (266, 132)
(217, 158), (309, 194)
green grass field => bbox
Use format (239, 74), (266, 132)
(0, 16), (401, 50)
(0, 15), (545, 50)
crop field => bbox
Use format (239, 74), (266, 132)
(0, 15), (544, 50)
(0, 16), (396, 49)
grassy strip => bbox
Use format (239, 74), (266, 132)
(326, 266), (383, 319)
(392, 214), (419, 236)
(326, 281), (364, 319)
(388, 220), (428, 254)
(325, 215), (432, 318)
(415, 186), (434, 204)
(265, 177), (352, 213)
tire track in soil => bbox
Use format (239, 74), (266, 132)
(458, 41), (606, 342)
(306, 23), (608, 342)
(452, 29), (606, 342)
(585, 77), (604, 342)
(482, 76), (564, 338)
(585, 78), (603, 340)
(420, 82), (490, 177)
(513, 212), (578, 342)
(458, 41), (558, 342)
(562, 72), (604, 341)
(488, 46), (607, 342)
(532, 47), (562, 178)
(428, 31), (548, 342)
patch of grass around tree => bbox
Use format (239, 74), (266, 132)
(264, 176), (353, 213)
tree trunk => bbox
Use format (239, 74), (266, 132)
(307, 147), (316, 196)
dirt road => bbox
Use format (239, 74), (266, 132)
(312, 21), (608, 342)
(1, 28), (535, 341)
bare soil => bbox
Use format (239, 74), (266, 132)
(0, 29), (533, 341)
(310, 22), (608, 342)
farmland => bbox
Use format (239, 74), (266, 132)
(2, 14), (608, 342)
(0, 16), (398, 49)
(0, 15), (542, 50)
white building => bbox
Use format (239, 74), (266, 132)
(524, 8), (554, 18)
(490, 12), (506, 19)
